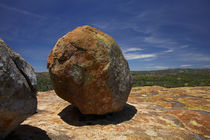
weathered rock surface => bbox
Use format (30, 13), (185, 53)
(47, 25), (132, 115)
(0, 38), (37, 139)
(6, 86), (210, 140)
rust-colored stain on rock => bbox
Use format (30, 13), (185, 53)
(6, 86), (210, 140)
(47, 25), (132, 115)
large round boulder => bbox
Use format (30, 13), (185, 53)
(47, 25), (132, 115)
(0, 38), (37, 139)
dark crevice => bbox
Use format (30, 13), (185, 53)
(57, 43), (86, 64)
(11, 57), (36, 93)
(58, 50), (76, 65)
(58, 55), (67, 64)
(70, 42), (87, 51)
(1, 40), (36, 93)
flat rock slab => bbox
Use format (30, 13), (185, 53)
(6, 86), (210, 140)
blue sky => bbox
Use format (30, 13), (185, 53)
(0, 0), (210, 72)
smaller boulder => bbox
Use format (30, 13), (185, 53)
(0, 38), (37, 139)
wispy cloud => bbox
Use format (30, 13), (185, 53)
(180, 45), (189, 48)
(182, 53), (210, 62)
(181, 64), (192, 67)
(144, 37), (171, 45)
(195, 57), (210, 61)
(144, 36), (179, 49)
(163, 49), (174, 53)
(144, 58), (157, 61)
(154, 66), (169, 70)
(123, 47), (143, 53)
(91, 23), (109, 30)
(146, 65), (169, 70)
(137, 11), (149, 19)
(122, 46), (155, 61)
(0, 3), (45, 19)
(124, 53), (156, 60)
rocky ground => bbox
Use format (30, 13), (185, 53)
(5, 86), (210, 140)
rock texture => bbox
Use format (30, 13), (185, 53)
(6, 86), (210, 140)
(47, 25), (132, 115)
(0, 38), (37, 139)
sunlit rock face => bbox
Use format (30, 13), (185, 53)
(47, 25), (132, 115)
(6, 86), (210, 140)
(0, 38), (37, 139)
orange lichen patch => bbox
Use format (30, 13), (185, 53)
(131, 86), (164, 94)
(130, 86), (210, 112)
(128, 86), (210, 139)
(131, 89), (177, 108)
(177, 87), (210, 98)
(164, 89), (187, 98)
(47, 25), (132, 115)
(126, 135), (147, 140)
(166, 110), (210, 138)
(178, 97), (210, 112)
(179, 86), (210, 91)
(147, 96), (175, 108)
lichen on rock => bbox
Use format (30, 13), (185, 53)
(0, 38), (37, 139)
(7, 86), (210, 140)
(47, 25), (133, 115)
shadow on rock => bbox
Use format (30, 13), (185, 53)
(58, 103), (137, 126)
(4, 125), (51, 140)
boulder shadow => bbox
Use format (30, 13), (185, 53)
(58, 103), (137, 126)
(4, 125), (51, 140)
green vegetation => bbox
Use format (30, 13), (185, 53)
(36, 69), (210, 91)
(36, 72), (53, 91)
(132, 69), (210, 88)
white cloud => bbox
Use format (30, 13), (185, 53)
(196, 57), (210, 61)
(182, 53), (210, 61)
(123, 47), (143, 53)
(154, 66), (169, 69)
(91, 23), (109, 30)
(181, 64), (192, 67)
(144, 37), (175, 45)
(124, 53), (156, 60)
(144, 58), (156, 61)
(163, 49), (174, 53)
(137, 11), (148, 19)
(144, 37), (190, 51)
(143, 36), (186, 50)
(146, 65), (169, 70)
(180, 45), (189, 48)
(0, 3), (45, 18)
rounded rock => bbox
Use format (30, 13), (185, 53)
(0, 38), (37, 139)
(47, 25), (132, 115)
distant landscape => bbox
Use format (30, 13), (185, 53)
(36, 68), (210, 91)
(36, 72), (53, 92)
